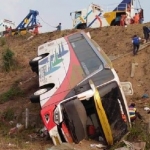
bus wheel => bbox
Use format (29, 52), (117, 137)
(29, 54), (48, 68)
(29, 56), (43, 67)
(30, 88), (49, 103)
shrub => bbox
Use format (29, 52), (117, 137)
(2, 48), (15, 72)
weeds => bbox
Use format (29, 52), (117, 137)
(127, 122), (143, 141)
(0, 86), (24, 104)
(110, 120), (150, 149)
(126, 121), (150, 149)
(2, 48), (15, 72)
(1, 108), (15, 121)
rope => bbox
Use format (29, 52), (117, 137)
(135, 0), (138, 10)
(38, 15), (56, 28)
(111, 42), (150, 61)
(137, 0), (142, 8)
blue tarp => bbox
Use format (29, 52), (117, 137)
(113, 0), (131, 11)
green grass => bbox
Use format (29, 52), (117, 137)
(1, 108), (15, 122)
(2, 47), (16, 72)
(110, 120), (150, 150)
(0, 86), (24, 104)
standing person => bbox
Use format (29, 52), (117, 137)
(128, 103), (142, 122)
(56, 23), (61, 31)
(120, 14), (126, 26)
(30, 23), (42, 36)
(133, 13), (139, 24)
(139, 8), (144, 24)
(33, 25), (39, 35)
(5, 25), (8, 31)
(127, 2), (131, 12)
(125, 13), (131, 25)
(115, 16), (121, 26)
(5, 25), (9, 37)
(9, 26), (12, 36)
(143, 26), (150, 43)
(132, 35), (141, 55)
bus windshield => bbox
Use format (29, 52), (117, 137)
(68, 33), (103, 76)
(75, 11), (81, 19)
(98, 81), (128, 142)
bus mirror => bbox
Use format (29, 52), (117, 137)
(120, 82), (133, 95)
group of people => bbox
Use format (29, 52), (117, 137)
(119, 11), (143, 27)
(28, 23), (61, 35)
(130, 26), (150, 121)
(31, 23), (62, 33)
(132, 26), (150, 56)
(117, 2), (144, 26)
(4, 22), (62, 37)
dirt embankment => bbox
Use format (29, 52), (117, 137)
(0, 22), (150, 149)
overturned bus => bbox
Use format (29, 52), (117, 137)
(29, 31), (132, 146)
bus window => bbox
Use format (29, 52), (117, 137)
(90, 39), (113, 69)
(95, 7), (101, 11)
(68, 33), (103, 75)
(75, 11), (81, 19)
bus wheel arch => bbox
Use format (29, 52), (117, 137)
(76, 23), (87, 29)
(29, 53), (49, 74)
(110, 19), (116, 26)
(30, 84), (54, 103)
(29, 53), (49, 68)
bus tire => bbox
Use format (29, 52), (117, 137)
(30, 84), (54, 103)
(30, 88), (49, 103)
(29, 54), (48, 68)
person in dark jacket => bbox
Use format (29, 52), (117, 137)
(139, 8), (144, 24)
(56, 23), (61, 31)
(143, 26), (150, 42)
(132, 35), (141, 55)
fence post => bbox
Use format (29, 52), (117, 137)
(25, 108), (29, 129)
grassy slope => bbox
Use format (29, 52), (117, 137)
(0, 22), (150, 149)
